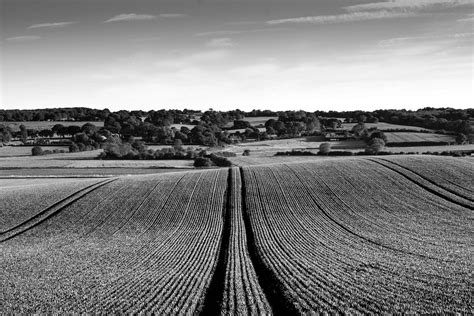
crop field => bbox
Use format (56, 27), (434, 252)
(0, 156), (472, 313)
(343, 122), (432, 131)
(385, 132), (455, 143)
(0, 146), (69, 157)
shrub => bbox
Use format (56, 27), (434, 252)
(194, 157), (212, 167)
(319, 143), (331, 155)
(31, 146), (44, 156)
(327, 151), (353, 156)
(209, 154), (232, 167)
(243, 149), (251, 156)
(214, 151), (237, 157)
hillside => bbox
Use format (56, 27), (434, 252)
(0, 156), (472, 313)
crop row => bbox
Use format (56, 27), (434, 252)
(0, 177), (102, 232)
(0, 170), (229, 314)
(377, 155), (474, 200)
(241, 158), (472, 313)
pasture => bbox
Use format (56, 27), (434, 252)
(0, 156), (472, 313)
(385, 132), (455, 143)
(342, 122), (432, 131)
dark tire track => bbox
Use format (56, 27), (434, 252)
(377, 158), (474, 201)
(367, 158), (473, 210)
(0, 178), (117, 243)
(200, 168), (232, 315)
(239, 167), (299, 315)
(284, 163), (442, 261)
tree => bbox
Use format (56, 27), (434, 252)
(352, 122), (368, 139)
(319, 143), (331, 155)
(369, 130), (387, 143)
(20, 124), (28, 144)
(32, 146), (44, 156)
(173, 138), (183, 150)
(366, 138), (385, 154)
(456, 133), (468, 145)
(0, 124), (12, 145)
(194, 157), (212, 167)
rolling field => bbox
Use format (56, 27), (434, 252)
(0, 156), (472, 313)
(385, 132), (455, 143)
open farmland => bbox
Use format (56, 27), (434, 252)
(0, 156), (472, 313)
(385, 132), (455, 144)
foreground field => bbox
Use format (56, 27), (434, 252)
(0, 156), (472, 313)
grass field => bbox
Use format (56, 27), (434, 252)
(343, 122), (432, 131)
(1, 156), (472, 313)
(0, 146), (69, 157)
(385, 132), (455, 143)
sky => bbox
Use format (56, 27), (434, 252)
(1, 0), (473, 111)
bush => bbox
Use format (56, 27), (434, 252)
(327, 151), (353, 156)
(209, 154), (232, 167)
(194, 157), (212, 167)
(31, 146), (43, 156)
(214, 151), (237, 157)
(243, 149), (251, 156)
(319, 143), (331, 155)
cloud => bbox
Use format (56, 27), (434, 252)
(6, 36), (41, 42)
(206, 37), (235, 48)
(267, 10), (416, 25)
(379, 32), (474, 46)
(196, 30), (242, 37)
(344, 0), (473, 11)
(159, 13), (187, 18)
(104, 14), (156, 23)
(196, 28), (289, 37)
(28, 21), (76, 29)
(457, 14), (474, 22)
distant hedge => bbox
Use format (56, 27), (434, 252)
(386, 141), (451, 147)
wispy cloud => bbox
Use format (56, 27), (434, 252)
(196, 28), (289, 37)
(267, 10), (416, 25)
(206, 37), (235, 48)
(159, 13), (187, 18)
(6, 36), (41, 42)
(197, 30), (242, 37)
(457, 14), (474, 22)
(131, 36), (162, 43)
(104, 14), (156, 23)
(28, 21), (76, 29)
(344, 0), (473, 11)
(379, 32), (474, 46)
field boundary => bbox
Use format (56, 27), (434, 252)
(0, 178), (117, 242)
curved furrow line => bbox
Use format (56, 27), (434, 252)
(0, 178), (117, 243)
(292, 162), (470, 256)
(376, 158), (474, 202)
(78, 173), (204, 309)
(367, 158), (474, 210)
(83, 170), (225, 313)
(281, 163), (466, 288)
(239, 167), (300, 315)
(0, 179), (108, 235)
(268, 164), (451, 309)
(284, 163), (441, 261)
